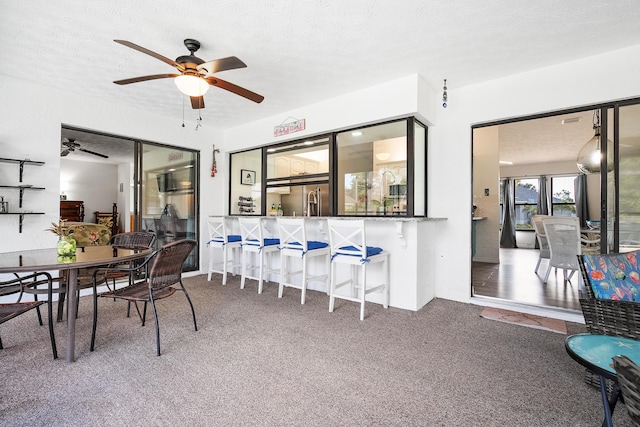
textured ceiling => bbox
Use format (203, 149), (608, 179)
(2, 1), (640, 164)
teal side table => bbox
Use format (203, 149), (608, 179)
(566, 334), (640, 427)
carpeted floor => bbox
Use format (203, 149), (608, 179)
(0, 274), (634, 426)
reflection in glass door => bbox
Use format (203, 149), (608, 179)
(138, 143), (199, 271)
(616, 104), (640, 252)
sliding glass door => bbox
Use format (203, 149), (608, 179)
(137, 143), (199, 271)
(615, 103), (640, 252)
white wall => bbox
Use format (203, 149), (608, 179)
(60, 158), (118, 222)
(430, 44), (640, 303)
(473, 126), (500, 263)
(225, 74), (437, 150)
(0, 73), (224, 269)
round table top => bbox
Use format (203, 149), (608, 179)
(565, 333), (640, 379)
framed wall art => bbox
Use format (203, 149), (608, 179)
(241, 169), (256, 185)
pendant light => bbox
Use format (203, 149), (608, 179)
(576, 110), (613, 174)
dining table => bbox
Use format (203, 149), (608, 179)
(0, 245), (152, 362)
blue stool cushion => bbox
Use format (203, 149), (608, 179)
(245, 238), (280, 246)
(263, 238), (280, 246)
(227, 235), (242, 243)
(336, 245), (383, 257)
(288, 241), (329, 250)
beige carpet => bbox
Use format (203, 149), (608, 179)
(480, 306), (568, 334)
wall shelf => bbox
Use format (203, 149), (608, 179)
(0, 212), (45, 233)
(0, 157), (45, 183)
(0, 157), (46, 232)
(0, 185), (45, 208)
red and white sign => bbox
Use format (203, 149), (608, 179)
(274, 118), (306, 137)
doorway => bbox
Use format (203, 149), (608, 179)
(471, 109), (599, 311)
(59, 126), (200, 271)
(471, 101), (640, 311)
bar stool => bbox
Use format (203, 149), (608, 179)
(238, 217), (280, 294)
(327, 219), (389, 320)
(206, 216), (242, 285)
(276, 217), (330, 304)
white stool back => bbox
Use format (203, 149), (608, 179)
(238, 217), (280, 294)
(206, 216), (242, 285)
(276, 217), (330, 304)
(327, 219), (389, 320)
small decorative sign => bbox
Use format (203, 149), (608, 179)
(274, 118), (306, 137)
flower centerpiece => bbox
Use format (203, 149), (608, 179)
(47, 219), (83, 257)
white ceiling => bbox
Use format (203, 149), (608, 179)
(3, 1), (640, 164)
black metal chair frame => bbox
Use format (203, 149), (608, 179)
(90, 239), (198, 356)
(1, 272), (57, 359)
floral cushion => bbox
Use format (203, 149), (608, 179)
(582, 250), (640, 301)
(64, 222), (111, 246)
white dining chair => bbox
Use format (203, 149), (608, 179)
(327, 219), (389, 320)
(276, 217), (330, 304)
(238, 217), (280, 294)
(532, 214), (551, 275)
(542, 216), (582, 285)
(206, 216), (242, 285)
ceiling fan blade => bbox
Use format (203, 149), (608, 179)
(114, 40), (185, 71)
(190, 96), (205, 109)
(197, 56), (247, 75)
(78, 147), (109, 159)
(60, 149), (70, 157)
(205, 76), (264, 103)
(114, 73), (179, 85)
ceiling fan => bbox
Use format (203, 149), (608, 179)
(61, 139), (109, 159)
(113, 38), (264, 109)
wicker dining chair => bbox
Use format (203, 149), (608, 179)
(613, 355), (640, 425)
(90, 239), (198, 356)
(0, 272), (58, 359)
(102, 231), (157, 291)
(578, 250), (640, 390)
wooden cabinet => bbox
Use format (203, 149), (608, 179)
(60, 200), (85, 222)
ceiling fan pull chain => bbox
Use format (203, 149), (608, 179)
(182, 96), (185, 128)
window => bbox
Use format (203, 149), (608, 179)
(336, 120), (409, 216)
(265, 136), (330, 217)
(228, 117), (427, 218)
(514, 178), (538, 230)
(551, 176), (577, 217)
(229, 148), (262, 215)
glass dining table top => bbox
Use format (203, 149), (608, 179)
(0, 245), (153, 273)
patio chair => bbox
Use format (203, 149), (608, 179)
(612, 355), (640, 425)
(578, 250), (640, 389)
(0, 272), (57, 359)
(90, 239), (198, 356)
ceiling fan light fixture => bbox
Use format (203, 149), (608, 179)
(175, 74), (209, 97)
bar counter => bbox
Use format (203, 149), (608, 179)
(224, 216), (447, 311)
